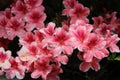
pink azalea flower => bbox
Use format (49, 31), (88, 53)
(11, 0), (28, 17)
(83, 33), (109, 62)
(104, 12), (117, 24)
(80, 59), (100, 72)
(106, 31), (120, 52)
(62, 0), (89, 23)
(25, 7), (46, 31)
(6, 17), (25, 39)
(77, 53), (100, 72)
(69, 3), (90, 19)
(34, 30), (45, 42)
(0, 15), (8, 38)
(92, 16), (104, 29)
(69, 19), (89, 33)
(39, 22), (56, 48)
(37, 43), (53, 56)
(0, 47), (11, 69)
(69, 19), (93, 49)
(18, 45), (39, 74)
(31, 56), (52, 80)
(20, 32), (36, 45)
(63, 0), (77, 9)
(94, 23), (113, 36)
(62, 0), (78, 16)
(51, 28), (73, 56)
(5, 57), (26, 79)
(72, 29), (87, 50)
(4, 8), (12, 19)
(55, 54), (68, 65)
(18, 45), (38, 62)
(47, 62), (63, 80)
(40, 22), (55, 37)
(24, 0), (43, 9)
(18, 44), (53, 80)
(102, 12), (118, 32)
(78, 53), (100, 72)
(6, 17), (24, 31)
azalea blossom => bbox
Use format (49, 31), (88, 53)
(104, 12), (117, 25)
(6, 17), (25, 39)
(47, 62), (63, 80)
(83, 33), (109, 62)
(92, 16), (104, 30)
(34, 30), (45, 43)
(50, 28), (73, 56)
(40, 22), (55, 37)
(69, 3), (90, 19)
(4, 8), (12, 19)
(11, 0), (28, 17)
(105, 31), (120, 52)
(39, 22), (56, 48)
(19, 32), (36, 46)
(31, 56), (52, 80)
(25, 6), (46, 31)
(62, 0), (78, 16)
(69, 20), (93, 51)
(0, 15), (9, 39)
(63, 0), (89, 23)
(17, 45), (38, 62)
(0, 47), (11, 69)
(77, 53), (100, 72)
(24, 0), (43, 9)
(5, 57), (26, 79)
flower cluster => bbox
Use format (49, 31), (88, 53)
(0, 0), (120, 80)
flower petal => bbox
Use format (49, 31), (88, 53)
(31, 70), (41, 79)
(91, 62), (100, 71)
(2, 60), (11, 69)
(56, 55), (68, 65)
(83, 51), (93, 62)
(63, 46), (73, 55)
(110, 44), (120, 52)
(79, 62), (90, 72)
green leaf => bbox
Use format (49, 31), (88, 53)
(114, 56), (120, 61)
(107, 53), (116, 61)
